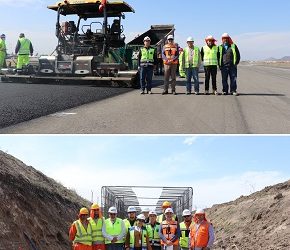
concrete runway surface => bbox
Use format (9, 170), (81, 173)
(0, 65), (290, 134)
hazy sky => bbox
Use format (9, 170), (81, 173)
(1, 0), (290, 60)
(1, 136), (289, 209)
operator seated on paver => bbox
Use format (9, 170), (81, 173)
(125, 214), (152, 250)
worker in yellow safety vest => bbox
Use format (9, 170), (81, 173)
(15, 33), (33, 72)
(102, 206), (126, 250)
(69, 207), (93, 250)
(124, 206), (138, 231)
(0, 34), (7, 69)
(89, 203), (106, 250)
(200, 35), (220, 95)
(180, 37), (201, 95)
(141, 207), (150, 224)
(179, 209), (193, 250)
(146, 211), (161, 250)
(157, 201), (178, 223)
(125, 214), (152, 250)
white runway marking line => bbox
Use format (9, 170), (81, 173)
(49, 112), (77, 117)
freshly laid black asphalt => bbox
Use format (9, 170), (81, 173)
(0, 82), (131, 129)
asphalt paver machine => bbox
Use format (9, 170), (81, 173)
(1, 0), (138, 87)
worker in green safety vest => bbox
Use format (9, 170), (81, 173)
(146, 210), (161, 250)
(15, 33), (33, 73)
(218, 33), (240, 96)
(180, 37), (201, 95)
(0, 34), (7, 69)
(179, 209), (193, 250)
(102, 207), (126, 250)
(125, 214), (152, 250)
(201, 35), (220, 95)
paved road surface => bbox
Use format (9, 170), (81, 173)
(1, 65), (290, 134)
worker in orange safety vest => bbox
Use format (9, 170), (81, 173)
(189, 209), (214, 250)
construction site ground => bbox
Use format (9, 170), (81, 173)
(0, 64), (290, 134)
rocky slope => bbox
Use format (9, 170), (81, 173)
(0, 150), (90, 250)
(207, 179), (290, 250)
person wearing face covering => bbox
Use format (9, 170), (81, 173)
(218, 33), (240, 96)
(200, 35), (219, 95)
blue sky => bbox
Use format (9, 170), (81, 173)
(1, 136), (289, 208)
(1, 0), (290, 60)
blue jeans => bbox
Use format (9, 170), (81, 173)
(140, 65), (154, 91)
(185, 67), (199, 92)
(221, 65), (237, 93)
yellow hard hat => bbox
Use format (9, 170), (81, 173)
(91, 203), (100, 210)
(162, 201), (171, 208)
(79, 207), (89, 215)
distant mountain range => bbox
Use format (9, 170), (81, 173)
(264, 56), (290, 61)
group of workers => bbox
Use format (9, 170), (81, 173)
(138, 33), (240, 96)
(0, 33), (33, 72)
(69, 201), (214, 250)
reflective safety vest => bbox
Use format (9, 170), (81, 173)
(140, 47), (155, 66)
(73, 219), (93, 246)
(89, 217), (105, 244)
(157, 214), (177, 223)
(182, 46), (200, 68)
(202, 45), (218, 66)
(105, 218), (124, 244)
(190, 221), (210, 248)
(163, 44), (178, 65)
(18, 38), (31, 55)
(129, 226), (148, 248)
(161, 220), (179, 246)
(0, 39), (6, 53)
(179, 221), (193, 248)
(146, 223), (161, 246)
(123, 218), (137, 231)
(219, 44), (237, 65)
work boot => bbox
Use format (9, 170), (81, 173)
(172, 91), (177, 95)
(194, 91), (199, 95)
(214, 90), (219, 95)
(205, 90), (209, 95)
(162, 91), (168, 95)
(148, 91), (152, 95)
(140, 90), (145, 95)
(222, 92), (228, 95)
(232, 91), (239, 96)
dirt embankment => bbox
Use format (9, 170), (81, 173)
(0, 150), (90, 250)
(206, 180), (290, 250)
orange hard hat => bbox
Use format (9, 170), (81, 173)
(79, 207), (89, 215)
(91, 203), (100, 210)
(162, 201), (171, 208)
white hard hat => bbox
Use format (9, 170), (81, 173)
(108, 206), (117, 214)
(222, 33), (230, 38)
(167, 35), (174, 40)
(182, 209), (191, 217)
(149, 210), (157, 216)
(127, 206), (137, 213)
(143, 36), (151, 41)
(137, 214), (146, 221)
(142, 207), (150, 212)
(205, 35), (215, 40)
(187, 36), (194, 42)
(195, 208), (205, 215)
(165, 208), (174, 214)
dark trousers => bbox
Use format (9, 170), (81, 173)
(221, 65), (237, 93)
(140, 65), (154, 91)
(204, 65), (217, 91)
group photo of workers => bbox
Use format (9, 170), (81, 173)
(137, 33), (240, 96)
(70, 201), (214, 250)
